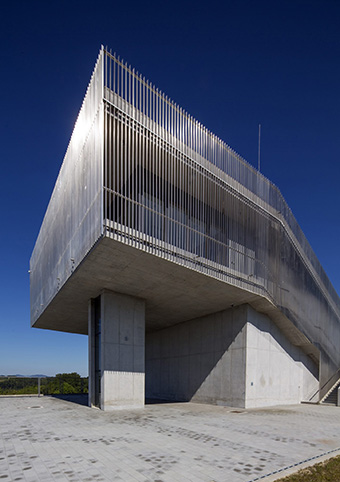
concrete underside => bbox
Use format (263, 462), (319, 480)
(33, 236), (318, 363)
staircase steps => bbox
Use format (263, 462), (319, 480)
(322, 386), (338, 406)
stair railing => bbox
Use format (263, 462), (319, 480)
(308, 367), (340, 403)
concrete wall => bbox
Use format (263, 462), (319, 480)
(245, 306), (318, 408)
(145, 304), (319, 408)
(146, 305), (248, 407)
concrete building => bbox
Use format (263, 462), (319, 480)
(30, 47), (340, 410)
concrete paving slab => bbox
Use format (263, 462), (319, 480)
(0, 396), (340, 481)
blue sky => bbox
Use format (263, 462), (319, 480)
(0, 0), (339, 376)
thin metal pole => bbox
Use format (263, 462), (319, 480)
(258, 123), (261, 172)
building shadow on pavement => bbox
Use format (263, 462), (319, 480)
(50, 393), (89, 406)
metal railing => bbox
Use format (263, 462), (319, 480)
(307, 367), (340, 403)
(0, 375), (88, 397)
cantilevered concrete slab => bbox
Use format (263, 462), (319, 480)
(33, 235), (318, 359)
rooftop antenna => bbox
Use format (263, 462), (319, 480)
(258, 124), (261, 172)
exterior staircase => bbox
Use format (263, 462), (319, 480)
(321, 381), (340, 406)
(304, 368), (340, 405)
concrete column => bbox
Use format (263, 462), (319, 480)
(100, 290), (145, 410)
(88, 299), (96, 407)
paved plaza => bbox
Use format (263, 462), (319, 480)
(1, 396), (340, 482)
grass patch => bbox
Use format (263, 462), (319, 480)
(276, 455), (340, 481)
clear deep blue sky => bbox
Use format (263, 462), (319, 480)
(0, 1), (339, 376)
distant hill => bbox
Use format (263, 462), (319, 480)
(6, 374), (48, 378)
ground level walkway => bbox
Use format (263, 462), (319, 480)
(1, 396), (340, 481)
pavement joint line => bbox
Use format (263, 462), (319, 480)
(249, 447), (340, 481)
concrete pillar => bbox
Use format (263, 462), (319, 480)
(88, 299), (96, 407)
(89, 290), (145, 410)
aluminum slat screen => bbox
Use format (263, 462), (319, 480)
(102, 48), (340, 371)
(30, 50), (104, 324)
